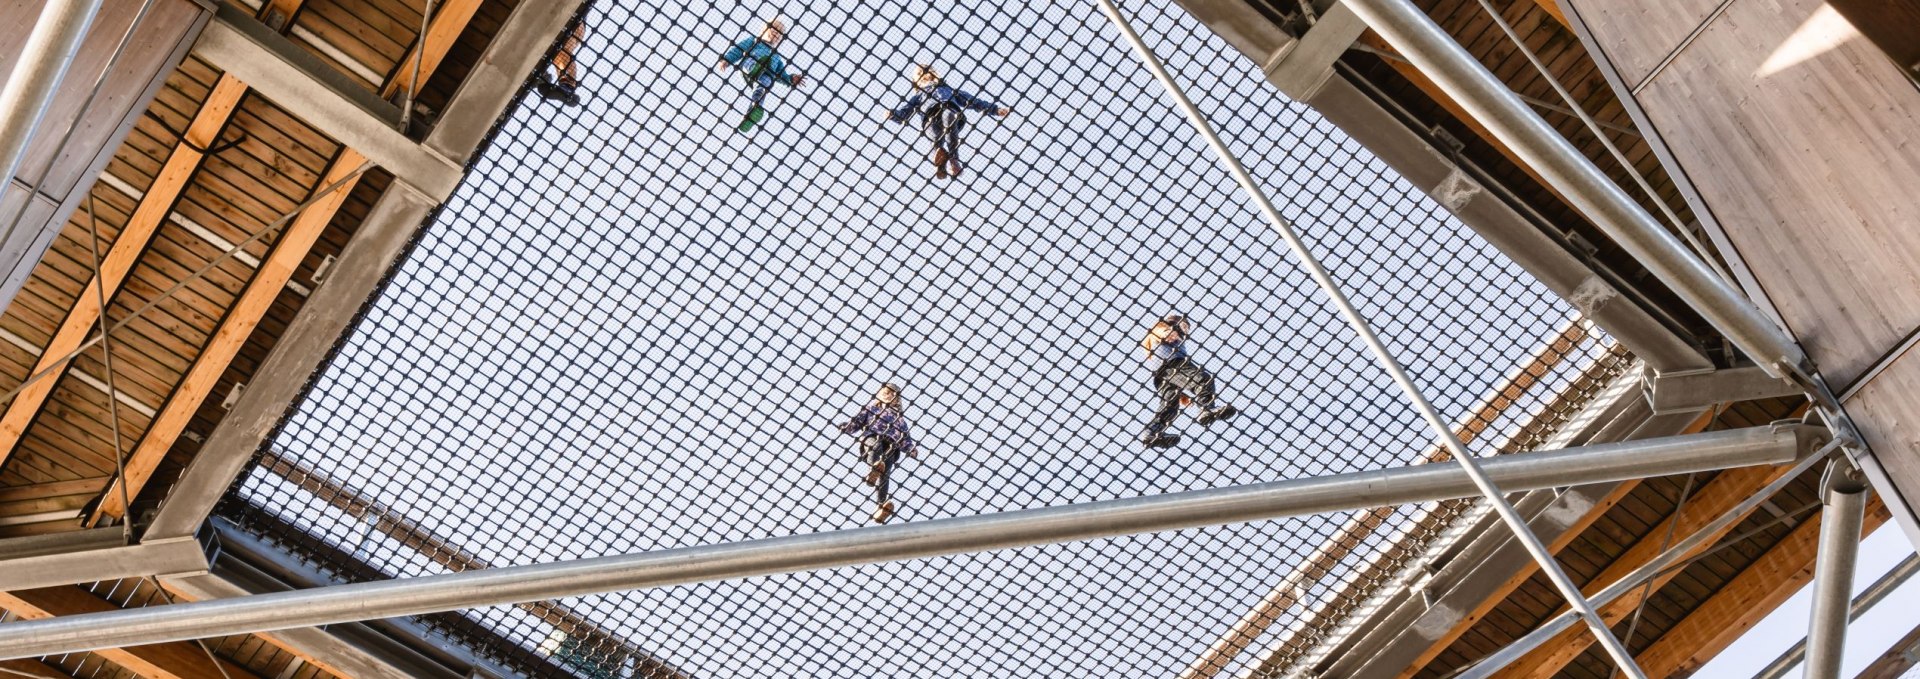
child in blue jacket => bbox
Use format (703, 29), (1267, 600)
(837, 382), (921, 523)
(718, 18), (805, 132)
(884, 65), (1009, 179)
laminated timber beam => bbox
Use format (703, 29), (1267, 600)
(190, 2), (463, 199)
(1634, 495), (1889, 677)
(143, 0), (591, 542)
(91, 0), (488, 523)
(0, 0), (306, 493)
(1485, 459), (1807, 678)
(0, 586), (260, 679)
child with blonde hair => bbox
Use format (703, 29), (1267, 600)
(719, 17), (806, 132)
(883, 64), (1009, 179)
(1140, 314), (1238, 448)
(836, 382), (921, 523)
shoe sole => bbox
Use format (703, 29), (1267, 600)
(1198, 407), (1239, 426)
(1142, 436), (1182, 449)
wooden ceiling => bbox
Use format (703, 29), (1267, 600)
(0, 0), (518, 676)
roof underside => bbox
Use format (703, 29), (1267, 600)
(0, 0), (1857, 677)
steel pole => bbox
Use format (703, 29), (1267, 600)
(1087, 2), (1647, 677)
(0, 425), (1810, 659)
(1805, 461), (1869, 679)
(0, 0), (103, 192)
(1754, 553), (1919, 679)
(1458, 436), (1842, 679)
(1340, 0), (1807, 381)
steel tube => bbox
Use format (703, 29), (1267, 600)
(0, 0), (103, 191)
(1459, 436), (1841, 679)
(1088, 1), (1646, 676)
(1754, 553), (1920, 679)
(0, 425), (1808, 659)
(1341, 0), (1807, 380)
(1805, 462), (1869, 679)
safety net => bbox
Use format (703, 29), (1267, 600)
(214, 0), (1628, 676)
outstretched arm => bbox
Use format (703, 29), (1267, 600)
(883, 95), (923, 122)
(837, 405), (874, 434)
(954, 89), (1009, 116)
(718, 38), (751, 70)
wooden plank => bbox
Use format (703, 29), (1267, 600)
(1611, 0), (1920, 386)
(1394, 409), (1717, 679)
(1845, 347), (1920, 531)
(0, 74), (249, 473)
(92, 149), (365, 523)
(0, 587), (261, 679)
(1634, 495), (1890, 677)
(1487, 461), (1804, 678)
(0, 477), (108, 503)
(93, 0), (480, 522)
(381, 0), (485, 99)
(1561, 0), (1724, 87)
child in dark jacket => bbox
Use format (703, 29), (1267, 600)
(883, 65), (1009, 179)
(718, 18), (806, 132)
(1141, 314), (1238, 448)
(837, 382), (920, 523)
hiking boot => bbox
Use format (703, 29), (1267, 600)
(1196, 405), (1239, 426)
(737, 106), (766, 132)
(872, 501), (896, 524)
(932, 149), (949, 179)
(864, 460), (885, 486)
(1140, 432), (1182, 449)
(946, 155), (963, 179)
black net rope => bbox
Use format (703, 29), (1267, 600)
(211, 1), (1627, 677)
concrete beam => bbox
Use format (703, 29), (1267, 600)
(1263, 2), (1367, 100)
(427, 0), (587, 164)
(0, 532), (206, 592)
(1303, 73), (1711, 373)
(1643, 364), (1803, 414)
(190, 2), (463, 199)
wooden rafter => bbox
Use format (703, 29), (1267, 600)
(1634, 495), (1890, 677)
(93, 0), (486, 522)
(0, 75), (249, 473)
(0, 0), (312, 490)
(382, 0), (485, 100)
(91, 148), (365, 523)
(1391, 409), (1717, 679)
(1487, 461), (1804, 678)
(0, 586), (261, 679)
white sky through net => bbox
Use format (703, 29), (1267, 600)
(230, 1), (1618, 676)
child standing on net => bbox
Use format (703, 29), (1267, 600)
(1141, 314), (1239, 448)
(718, 17), (805, 132)
(883, 65), (1009, 180)
(837, 382), (920, 523)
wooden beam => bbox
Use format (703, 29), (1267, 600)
(1488, 460), (1804, 678)
(380, 0), (485, 100)
(93, 0), (484, 522)
(0, 74), (248, 473)
(1531, 0), (1571, 29)
(1857, 600), (1920, 679)
(0, 586), (261, 679)
(1392, 408), (1717, 679)
(1635, 495), (1890, 677)
(90, 148), (365, 523)
(0, 0), (310, 487)
(1193, 319), (1590, 678)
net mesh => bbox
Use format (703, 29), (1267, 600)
(214, 0), (1629, 676)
